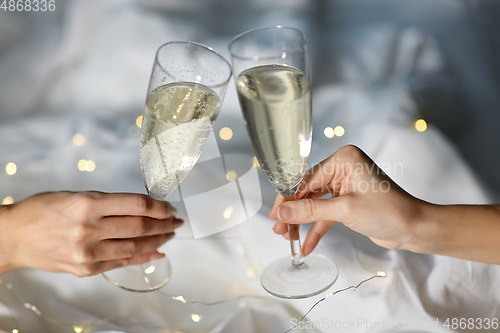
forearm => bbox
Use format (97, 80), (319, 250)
(408, 203), (500, 265)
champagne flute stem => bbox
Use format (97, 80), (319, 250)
(284, 194), (304, 267)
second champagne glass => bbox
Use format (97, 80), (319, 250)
(102, 41), (232, 292)
(229, 26), (338, 299)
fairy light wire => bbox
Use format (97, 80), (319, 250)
(162, 291), (269, 306)
(0, 273), (386, 332)
(3, 282), (116, 330)
(284, 272), (387, 333)
(0, 284), (20, 331)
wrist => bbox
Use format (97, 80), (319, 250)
(399, 199), (444, 255)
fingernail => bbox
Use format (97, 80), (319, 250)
(278, 205), (294, 220)
(171, 207), (178, 215)
(272, 221), (278, 230)
(173, 219), (184, 227)
(150, 252), (165, 260)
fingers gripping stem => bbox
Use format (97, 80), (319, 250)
(285, 195), (304, 266)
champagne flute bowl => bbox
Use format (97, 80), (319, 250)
(102, 41), (232, 292)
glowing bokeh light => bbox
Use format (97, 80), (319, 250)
(415, 119), (427, 132)
(223, 206), (234, 219)
(191, 314), (202, 322)
(78, 159), (87, 171)
(226, 170), (237, 182)
(2, 196), (14, 205)
(324, 127), (335, 138)
(78, 159), (96, 172)
(219, 127), (233, 140)
(136, 115), (143, 128)
(174, 296), (187, 303)
(86, 160), (96, 172)
(5, 162), (17, 176)
(334, 126), (345, 137)
(72, 133), (86, 146)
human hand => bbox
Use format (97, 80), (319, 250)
(0, 191), (182, 277)
(269, 145), (427, 256)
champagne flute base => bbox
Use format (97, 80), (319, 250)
(261, 254), (338, 299)
(102, 256), (171, 292)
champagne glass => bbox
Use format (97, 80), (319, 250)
(229, 26), (338, 299)
(102, 41), (232, 292)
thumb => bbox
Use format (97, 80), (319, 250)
(277, 197), (349, 224)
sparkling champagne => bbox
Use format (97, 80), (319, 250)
(235, 65), (312, 195)
(140, 82), (220, 199)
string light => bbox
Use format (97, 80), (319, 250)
(0, 226), (386, 333)
(24, 303), (39, 315)
(324, 127), (335, 138)
(1, 273), (385, 332)
(219, 127), (233, 140)
(334, 126), (345, 137)
(285, 272), (387, 333)
(136, 115), (143, 128)
(191, 314), (202, 323)
(173, 296), (187, 304)
(77, 159), (96, 172)
(2, 196), (14, 205)
(77, 160), (87, 171)
(223, 206), (234, 219)
(72, 134), (86, 147)
(415, 119), (427, 132)
(5, 162), (17, 176)
(226, 170), (237, 182)
(86, 160), (96, 172)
